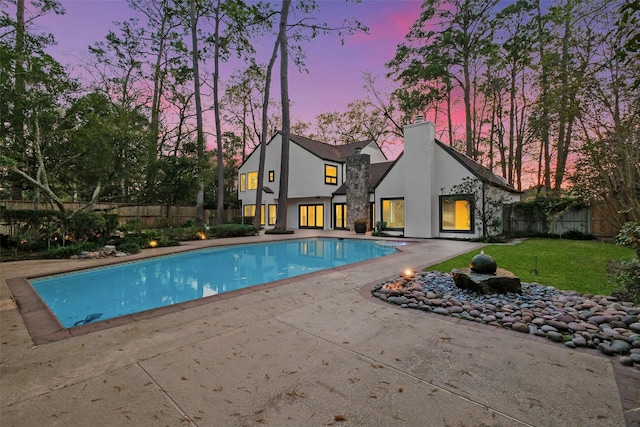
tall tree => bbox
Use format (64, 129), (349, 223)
(188, 0), (206, 226)
(0, 0), (65, 200)
(617, 0), (640, 89)
(204, 0), (267, 225)
(274, 0), (291, 231)
(223, 65), (270, 161)
(125, 0), (186, 198)
(571, 1), (640, 223)
(388, 0), (499, 158)
(313, 98), (393, 147)
(271, 0), (367, 230)
(252, 33), (279, 230)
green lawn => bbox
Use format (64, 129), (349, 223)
(425, 238), (636, 296)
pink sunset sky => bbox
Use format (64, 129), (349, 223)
(35, 0), (423, 129)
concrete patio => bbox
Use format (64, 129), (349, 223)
(1, 231), (637, 426)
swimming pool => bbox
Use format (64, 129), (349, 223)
(31, 238), (398, 328)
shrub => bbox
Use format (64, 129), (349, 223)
(210, 224), (258, 238)
(264, 228), (294, 235)
(45, 242), (102, 259)
(116, 242), (141, 255)
(616, 221), (640, 259)
(67, 212), (107, 241)
(608, 260), (640, 304)
(124, 218), (143, 232)
(231, 216), (255, 225)
(103, 213), (119, 235)
(155, 217), (172, 228)
(372, 221), (392, 237)
(162, 226), (209, 241)
(561, 230), (596, 240)
(138, 229), (180, 248)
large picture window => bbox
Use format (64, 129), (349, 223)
(381, 199), (404, 229)
(440, 195), (473, 232)
(325, 164), (338, 185)
(247, 171), (258, 190)
(299, 204), (324, 228)
(239, 173), (246, 192)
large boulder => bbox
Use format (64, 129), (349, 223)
(451, 267), (522, 294)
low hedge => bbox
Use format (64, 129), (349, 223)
(210, 224), (258, 238)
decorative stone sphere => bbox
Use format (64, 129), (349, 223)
(469, 252), (497, 274)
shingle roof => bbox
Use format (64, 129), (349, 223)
(290, 134), (373, 163)
(434, 140), (521, 193)
(332, 161), (396, 196)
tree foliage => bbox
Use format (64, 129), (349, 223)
(384, 0), (633, 210)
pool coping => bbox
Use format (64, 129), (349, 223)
(7, 238), (413, 345)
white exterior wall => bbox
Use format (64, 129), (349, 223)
(238, 134), (344, 230)
(237, 136), (283, 218)
(402, 121), (436, 238)
(373, 157), (405, 236)
(237, 130), (519, 234)
(288, 143), (341, 198)
(431, 145), (477, 238)
(362, 143), (388, 164)
(433, 151), (520, 239)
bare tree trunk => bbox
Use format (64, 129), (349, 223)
(275, 0), (291, 231)
(190, 0), (205, 226)
(11, 0), (26, 200)
(463, 57), (473, 158)
(515, 70), (528, 190)
(212, 4), (225, 225)
(536, 0), (552, 191)
(253, 38), (280, 230)
(145, 0), (170, 196)
(446, 82), (453, 146)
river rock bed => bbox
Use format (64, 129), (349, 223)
(371, 271), (640, 367)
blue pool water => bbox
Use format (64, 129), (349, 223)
(31, 238), (397, 328)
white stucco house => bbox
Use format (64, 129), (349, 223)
(237, 119), (521, 238)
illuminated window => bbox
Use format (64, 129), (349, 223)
(243, 204), (265, 225)
(247, 171), (258, 190)
(268, 204), (277, 225)
(334, 204), (347, 229)
(299, 204), (324, 228)
(440, 196), (473, 232)
(240, 173), (246, 192)
(268, 170), (275, 182)
(381, 199), (404, 229)
(325, 164), (338, 185)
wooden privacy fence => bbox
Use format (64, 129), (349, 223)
(0, 200), (240, 233)
(503, 201), (622, 238)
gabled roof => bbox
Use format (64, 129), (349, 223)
(332, 160), (396, 196)
(290, 134), (374, 163)
(239, 132), (384, 170)
(434, 140), (521, 193)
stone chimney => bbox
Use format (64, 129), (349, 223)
(346, 148), (371, 230)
